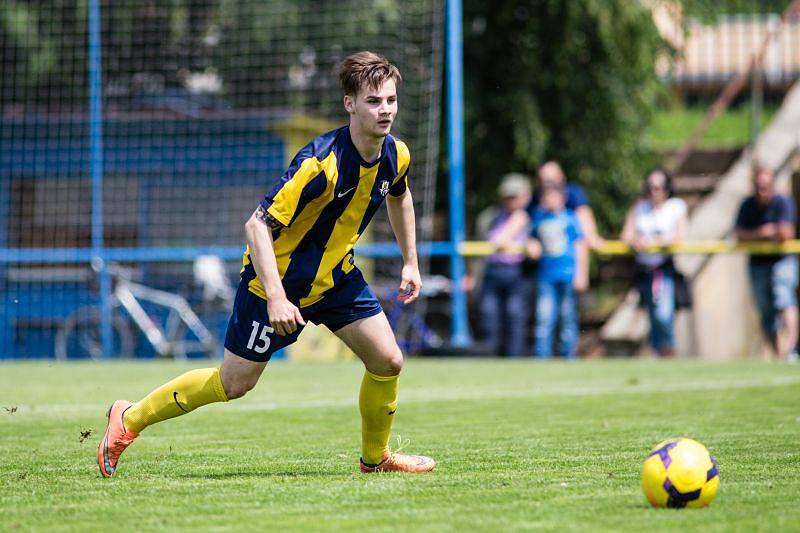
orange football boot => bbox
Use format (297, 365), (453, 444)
(360, 451), (436, 473)
(97, 400), (139, 478)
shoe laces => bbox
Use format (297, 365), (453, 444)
(387, 434), (413, 462)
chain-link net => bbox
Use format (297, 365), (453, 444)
(1, 1), (443, 358)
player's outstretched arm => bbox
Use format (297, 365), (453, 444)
(245, 206), (305, 335)
(386, 189), (421, 304)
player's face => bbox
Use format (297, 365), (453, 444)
(346, 79), (398, 138)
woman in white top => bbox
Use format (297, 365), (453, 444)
(621, 168), (688, 356)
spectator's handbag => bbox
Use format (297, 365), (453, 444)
(673, 268), (693, 310)
(635, 260), (693, 310)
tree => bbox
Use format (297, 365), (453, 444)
(684, 0), (789, 19)
(1, 0), (417, 117)
(463, 0), (666, 233)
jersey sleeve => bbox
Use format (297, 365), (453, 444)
(570, 212), (584, 240)
(673, 198), (688, 218)
(567, 183), (589, 209)
(260, 147), (328, 227)
(736, 198), (753, 228)
(734, 199), (749, 228)
(389, 170), (409, 197)
(777, 195), (797, 224)
(388, 140), (411, 197)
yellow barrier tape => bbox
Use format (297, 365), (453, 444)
(459, 240), (800, 257)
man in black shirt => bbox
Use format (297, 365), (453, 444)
(735, 165), (798, 361)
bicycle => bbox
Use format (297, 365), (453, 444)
(377, 275), (452, 354)
(55, 259), (225, 360)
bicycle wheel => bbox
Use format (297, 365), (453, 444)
(54, 307), (135, 360)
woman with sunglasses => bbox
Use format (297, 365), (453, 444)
(621, 168), (688, 356)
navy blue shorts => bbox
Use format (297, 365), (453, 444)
(224, 269), (383, 362)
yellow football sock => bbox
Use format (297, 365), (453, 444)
(123, 367), (228, 433)
(359, 370), (399, 465)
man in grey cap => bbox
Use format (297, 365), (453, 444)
(472, 173), (533, 356)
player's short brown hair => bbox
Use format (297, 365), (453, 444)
(338, 51), (402, 96)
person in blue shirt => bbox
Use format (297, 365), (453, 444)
(735, 165), (798, 361)
(527, 184), (588, 358)
(529, 161), (603, 254)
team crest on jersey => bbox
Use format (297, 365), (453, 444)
(379, 180), (391, 197)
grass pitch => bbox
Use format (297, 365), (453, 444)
(1, 358), (799, 532)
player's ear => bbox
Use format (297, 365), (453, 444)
(343, 94), (355, 114)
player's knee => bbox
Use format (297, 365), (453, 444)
(224, 383), (250, 400)
(385, 350), (404, 375)
(223, 377), (257, 400)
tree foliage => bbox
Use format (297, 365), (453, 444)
(0, 0), (409, 113)
(683, 0), (790, 20)
(463, 0), (666, 233)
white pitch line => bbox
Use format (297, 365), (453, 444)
(4, 375), (799, 415)
(235, 374), (800, 410)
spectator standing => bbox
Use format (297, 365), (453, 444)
(621, 168), (687, 357)
(473, 173), (533, 356)
(528, 185), (587, 359)
(531, 161), (603, 254)
(501, 161), (600, 291)
(734, 165), (798, 361)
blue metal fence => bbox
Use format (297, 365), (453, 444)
(0, 1), (453, 358)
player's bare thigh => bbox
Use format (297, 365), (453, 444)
(219, 348), (268, 399)
(334, 312), (403, 376)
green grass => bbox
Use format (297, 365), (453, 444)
(647, 106), (777, 149)
(1, 359), (799, 532)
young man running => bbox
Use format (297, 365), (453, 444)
(98, 51), (435, 476)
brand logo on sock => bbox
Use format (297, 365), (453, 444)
(387, 409), (396, 415)
(173, 392), (189, 413)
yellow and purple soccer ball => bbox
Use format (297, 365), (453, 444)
(641, 438), (720, 508)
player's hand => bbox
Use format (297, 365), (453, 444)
(267, 297), (306, 336)
(398, 264), (422, 305)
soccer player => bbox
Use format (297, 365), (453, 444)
(98, 51), (435, 477)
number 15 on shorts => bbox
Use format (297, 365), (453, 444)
(247, 320), (274, 354)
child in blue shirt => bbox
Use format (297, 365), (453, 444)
(527, 185), (587, 358)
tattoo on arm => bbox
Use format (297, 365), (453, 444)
(254, 205), (284, 229)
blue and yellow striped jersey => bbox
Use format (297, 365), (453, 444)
(241, 125), (410, 307)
